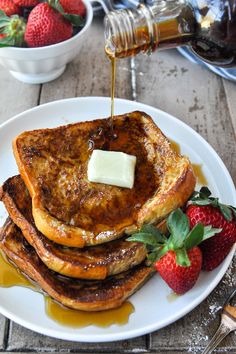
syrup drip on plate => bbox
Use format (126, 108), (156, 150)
(167, 292), (180, 303)
(45, 296), (134, 328)
(192, 164), (207, 186)
(169, 139), (207, 186)
(0, 250), (33, 288)
(0, 250), (134, 327)
(169, 139), (181, 155)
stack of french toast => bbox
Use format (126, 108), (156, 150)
(0, 111), (196, 311)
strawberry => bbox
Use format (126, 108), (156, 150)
(0, 10), (26, 46)
(186, 187), (236, 271)
(127, 209), (220, 294)
(155, 247), (202, 294)
(12, 0), (39, 7)
(24, 3), (73, 47)
(49, 0), (85, 27)
(59, 0), (86, 17)
(0, 0), (20, 16)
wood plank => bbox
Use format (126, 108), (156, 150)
(0, 16), (235, 354)
(0, 66), (40, 125)
(0, 315), (7, 349)
(223, 79), (236, 135)
(149, 255), (236, 352)
(6, 352), (149, 354)
(134, 47), (236, 352)
(4, 19), (141, 351)
(134, 49), (236, 183)
(7, 322), (147, 352)
(39, 18), (132, 104)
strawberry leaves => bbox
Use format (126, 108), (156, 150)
(49, 0), (85, 26)
(127, 208), (221, 267)
(175, 248), (190, 267)
(0, 10), (26, 47)
(190, 186), (236, 221)
(167, 208), (189, 248)
(184, 223), (204, 250)
(127, 225), (166, 246)
(127, 224), (167, 262)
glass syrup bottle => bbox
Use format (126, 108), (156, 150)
(104, 0), (236, 67)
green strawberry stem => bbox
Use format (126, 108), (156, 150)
(190, 186), (236, 221)
(48, 0), (85, 26)
(0, 10), (26, 47)
(127, 208), (221, 267)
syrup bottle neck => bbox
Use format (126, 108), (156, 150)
(104, 0), (196, 58)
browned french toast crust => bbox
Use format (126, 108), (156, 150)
(0, 175), (147, 279)
(0, 219), (153, 311)
(13, 111), (196, 247)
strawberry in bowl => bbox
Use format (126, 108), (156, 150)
(0, 0), (92, 83)
(24, 3), (73, 47)
(0, 0), (21, 16)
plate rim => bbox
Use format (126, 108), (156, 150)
(0, 96), (235, 342)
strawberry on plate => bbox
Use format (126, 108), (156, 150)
(24, 2), (73, 47)
(186, 187), (236, 271)
(127, 209), (220, 294)
(155, 246), (202, 295)
(0, 0), (20, 16)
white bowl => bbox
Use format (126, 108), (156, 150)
(0, 0), (93, 84)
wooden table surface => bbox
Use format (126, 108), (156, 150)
(0, 17), (236, 354)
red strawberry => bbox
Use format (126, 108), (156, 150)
(59, 0), (86, 17)
(127, 208), (219, 294)
(12, 0), (39, 7)
(0, 0), (20, 16)
(187, 204), (236, 271)
(24, 3), (73, 47)
(186, 187), (236, 271)
(155, 247), (202, 294)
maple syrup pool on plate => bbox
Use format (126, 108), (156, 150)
(0, 251), (134, 328)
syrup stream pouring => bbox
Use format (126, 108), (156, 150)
(202, 287), (236, 354)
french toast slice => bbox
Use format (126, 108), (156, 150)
(13, 111), (196, 247)
(0, 219), (153, 311)
(0, 175), (147, 279)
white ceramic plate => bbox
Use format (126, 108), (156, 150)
(0, 97), (235, 342)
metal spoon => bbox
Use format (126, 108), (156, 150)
(202, 287), (236, 354)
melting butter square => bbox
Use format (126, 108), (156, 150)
(88, 150), (136, 189)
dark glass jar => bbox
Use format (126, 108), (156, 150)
(104, 0), (236, 67)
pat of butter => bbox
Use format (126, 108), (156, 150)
(88, 150), (136, 189)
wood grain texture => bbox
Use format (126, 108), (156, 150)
(134, 45), (236, 353)
(0, 17), (236, 354)
(0, 66), (40, 125)
(0, 315), (7, 349)
(223, 79), (236, 135)
(134, 49), (236, 184)
(150, 256), (236, 352)
(39, 18), (132, 105)
(7, 322), (147, 352)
